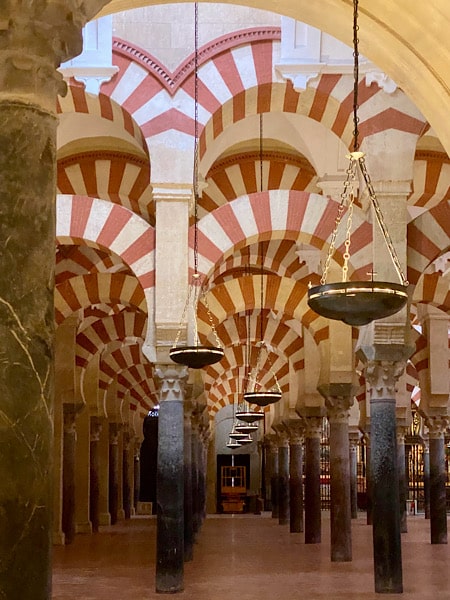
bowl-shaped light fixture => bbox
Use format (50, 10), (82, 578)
(169, 345), (224, 369)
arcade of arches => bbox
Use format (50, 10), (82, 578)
(0, 0), (449, 598)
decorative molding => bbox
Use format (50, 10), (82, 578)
(113, 27), (281, 96)
(365, 360), (406, 398)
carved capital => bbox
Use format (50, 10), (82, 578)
(155, 364), (189, 402)
(326, 396), (352, 424)
(396, 426), (409, 444)
(424, 415), (449, 439)
(365, 360), (405, 398)
(63, 407), (77, 435)
(90, 416), (102, 442)
(303, 416), (323, 439)
(0, 1), (98, 109)
(109, 423), (120, 445)
(286, 420), (305, 445)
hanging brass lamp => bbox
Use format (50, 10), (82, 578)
(169, 3), (224, 368)
(307, 0), (408, 327)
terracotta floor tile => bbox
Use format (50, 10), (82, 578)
(52, 513), (450, 599)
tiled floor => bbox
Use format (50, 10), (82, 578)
(53, 513), (450, 599)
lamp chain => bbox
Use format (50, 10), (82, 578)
(193, 1), (199, 276)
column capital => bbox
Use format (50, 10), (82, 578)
(0, 0), (101, 110)
(318, 383), (355, 422)
(109, 422), (121, 445)
(284, 419), (305, 445)
(155, 364), (189, 402)
(303, 416), (323, 439)
(396, 425), (410, 444)
(365, 360), (406, 398)
(424, 415), (449, 439)
(264, 434), (279, 452)
(90, 416), (103, 442)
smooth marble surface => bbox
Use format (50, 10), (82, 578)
(53, 513), (450, 599)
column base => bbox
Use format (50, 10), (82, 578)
(99, 513), (111, 526)
(76, 521), (93, 534)
(53, 531), (66, 546)
(118, 509), (126, 520)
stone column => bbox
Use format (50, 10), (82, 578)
(267, 436), (279, 519)
(397, 427), (408, 533)
(365, 360), (404, 593)
(62, 406), (77, 545)
(155, 365), (188, 594)
(303, 417), (323, 544)
(363, 432), (373, 525)
(89, 417), (102, 533)
(198, 425), (209, 526)
(75, 408), (92, 534)
(98, 417), (111, 526)
(134, 442), (141, 515)
(123, 428), (132, 520)
(349, 434), (359, 519)
(184, 400), (194, 562)
(109, 423), (120, 525)
(321, 389), (353, 562)
(288, 422), (304, 533)
(424, 416), (448, 544)
(191, 418), (200, 536)
(263, 438), (274, 511)
(277, 430), (290, 526)
(423, 440), (431, 519)
(0, 11), (84, 600)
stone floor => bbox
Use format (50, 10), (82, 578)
(52, 513), (450, 599)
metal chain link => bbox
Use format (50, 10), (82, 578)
(320, 157), (358, 285)
(358, 156), (408, 285)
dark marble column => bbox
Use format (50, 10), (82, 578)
(366, 360), (404, 594)
(263, 437), (275, 512)
(397, 427), (408, 533)
(364, 433), (373, 525)
(134, 444), (141, 514)
(191, 419), (200, 537)
(89, 417), (102, 533)
(423, 441), (430, 519)
(277, 432), (290, 526)
(304, 417), (323, 544)
(288, 422), (304, 533)
(123, 428), (132, 520)
(0, 8), (86, 595)
(183, 401), (194, 562)
(425, 417), (448, 544)
(62, 406), (77, 544)
(323, 390), (352, 562)
(155, 365), (188, 594)
(349, 435), (359, 519)
(267, 437), (279, 519)
(109, 424), (120, 525)
(198, 426), (208, 526)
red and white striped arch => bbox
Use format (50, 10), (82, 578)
(76, 311), (148, 368)
(200, 151), (318, 218)
(407, 201), (450, 285)
(57, 195), (155, 289)
(56, 195), (155, 348)
(194, 190), (372, 280)
(412, 272), (450, 314)
(57, 152), (153, 224)
(210, 240), (315, 287)
(198, 275), (329, 346)
(200, 72), (426, 158)
(55, 273), (146, 325)
(103, 29), (284, 142)
(57, 80), (147, 154)
(408, 151), (450, 213)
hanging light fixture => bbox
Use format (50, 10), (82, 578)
(236, 305), (265, 422)
(226, 438), (242, 449)
(170, 3), (225, 368)
(237, 433), (253, 446)
(307, 0), (408, 327)
(242, 114), (282, 407)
